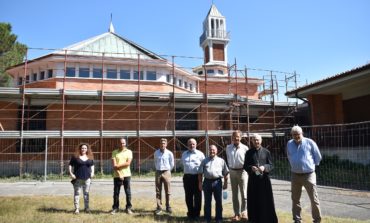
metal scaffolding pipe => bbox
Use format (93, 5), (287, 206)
(19, 48), (28, 178)
(271, 71), (276, 128)
(137, 53), (141, 174)
(234, 58), (239, 130)
(204, 64), (209, 154)
(60, 50), (67, 178)
(245, 66), (251, 146)
(100, 53), (105, 174)
(172, 56), (177, 171)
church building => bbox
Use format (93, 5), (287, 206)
(0, 5), (294, 175)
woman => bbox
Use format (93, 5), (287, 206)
(243, 134), (278, 223)
(69, 143), (95, 214)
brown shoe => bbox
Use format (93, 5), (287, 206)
(231, 215), (241, 221)
(241, 211), (248, 220)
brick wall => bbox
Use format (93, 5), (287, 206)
(0, 102), (18, 130)
(343, 94), (370, 123)
(25, 78), (191, 93)
(24, 80), (57, 88)
(198, 107), (226, 130)
(198, 80), (259, 98)
(213, 44), (225, 61)
(46, 104), (175, 131)
(308, 94), (344, 125)
(205, 46), (210, 63)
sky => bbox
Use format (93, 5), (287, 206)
(1, 0), (370, 90)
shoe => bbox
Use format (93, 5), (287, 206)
(166, 207), (173, 214)
(84, 208), (91, 213)
(155, 208), (162, 215)
(110, 208), (118, 215)
(125, 208), (133, 214)
(241, 211), (248, 220)
(74, 209), (79, 214)
(231, 215), (240, 221)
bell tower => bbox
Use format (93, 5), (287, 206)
(195, 4), (230, 76)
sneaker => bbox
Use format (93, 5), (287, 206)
(110, 208), (118, 215)
(125, 208), (133, 215)
(74, 209), (79, 214)
(166, 207), (173, 214)
(84, 208), (91, 213)
(155, 208), (162, 215)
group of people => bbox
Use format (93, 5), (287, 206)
(68, 125), (323, 223)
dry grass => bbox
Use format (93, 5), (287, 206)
(0, 195), (368, 223)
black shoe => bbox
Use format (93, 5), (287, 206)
(166, 207), (173, 214)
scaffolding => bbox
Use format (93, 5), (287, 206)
(0, 48), (298, 176)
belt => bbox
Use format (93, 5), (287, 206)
(156, 170), (169, 172)
(205, 178), (222, 181)
(292, 171), (313, 175)
(184, 173), (198, 176)
(230, 168), (243, 171)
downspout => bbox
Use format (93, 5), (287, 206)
(294, 92), (312, 125)
(294, 92), (308, 103)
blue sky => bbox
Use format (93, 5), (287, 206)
(1, 0), (370, 88)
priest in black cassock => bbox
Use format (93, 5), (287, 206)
(243, 133), (278, 223)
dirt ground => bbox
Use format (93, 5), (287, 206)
(0, 177), (369, 221)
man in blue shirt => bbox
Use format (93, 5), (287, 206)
(287, 126), (322, 223)
(154, 138), (174, 215)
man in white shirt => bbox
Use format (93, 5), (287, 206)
(181, 138), (205, 220)
(154, 138), (174, 215)
(226, 130), (249, 221)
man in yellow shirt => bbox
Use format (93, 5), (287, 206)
(111, 137), (133, 214)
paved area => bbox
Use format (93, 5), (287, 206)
(0, 178), (369, 221)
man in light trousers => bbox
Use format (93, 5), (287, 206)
(226, 130), (249, 221)
(287, 125), (322, 223)
(154, 138), (174, 215)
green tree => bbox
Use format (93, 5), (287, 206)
(0, 23), (27, 87)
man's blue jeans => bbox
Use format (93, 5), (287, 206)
(203, 178), (223, 222)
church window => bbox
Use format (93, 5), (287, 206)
(66, 67), (76, 77)
(107, 69), (117, 79)
(93, 68), (103, 78)
(120, 70), (130, 79)
(79, 67), (90, 78)
(146, 71), (157, 80)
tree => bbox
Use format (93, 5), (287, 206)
(0, 23), (27, 87)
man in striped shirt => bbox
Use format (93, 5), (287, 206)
(226, 130), (249, 221)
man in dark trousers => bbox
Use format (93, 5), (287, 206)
(181, 138), (205, 220)
(198, 145), (229, 223)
